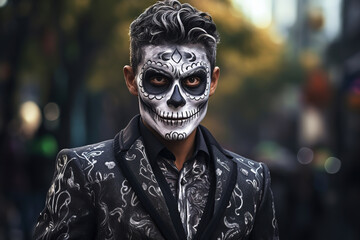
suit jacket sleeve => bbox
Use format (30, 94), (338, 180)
(33, 149), (96, 239)
(249, 163), (279, 240)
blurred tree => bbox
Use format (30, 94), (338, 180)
(0, 0), (304, 159)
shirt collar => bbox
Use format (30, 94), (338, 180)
(139, 118), (209, 162)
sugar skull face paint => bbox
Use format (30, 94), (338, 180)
(136, 44), (211, 141)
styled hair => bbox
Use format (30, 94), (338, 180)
(129, 0), (220, 73)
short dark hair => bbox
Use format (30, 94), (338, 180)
(129, 0), (220, 74)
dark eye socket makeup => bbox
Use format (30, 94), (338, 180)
(144, 68), (171, 82)
(142, 66), (208, 96)
(180, 68), (207, 95)
(143, 67), (172, 94)
(181, 68), (207, 88)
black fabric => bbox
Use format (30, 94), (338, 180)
(33, 115), (279, 240)
(249, 164), (280, 239)
(116, 115), (142, 151)
(199, 124), (233, 159)
(140, 117), (214, 239)
(192, 159), (216, 240)
(201, 159), (238, 240)
(114, 135), (179, 240)
(149, 156), (188, 240)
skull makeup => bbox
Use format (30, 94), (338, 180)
(136, 44), (212, 141)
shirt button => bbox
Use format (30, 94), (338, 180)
(181, 178), (186, 185)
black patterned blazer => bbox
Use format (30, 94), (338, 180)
(33, 115), (279, 240)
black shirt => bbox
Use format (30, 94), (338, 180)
(139, 120), (213, 239)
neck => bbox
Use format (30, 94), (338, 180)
(142, 120), (196, 170)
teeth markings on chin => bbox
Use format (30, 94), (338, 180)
(142, 99), (204, 124)
(154, 108), (201, 123)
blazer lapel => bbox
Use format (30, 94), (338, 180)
(198, 126), (238, 240)
(113, 116), (179, 240)
(212, 147), (238, 214)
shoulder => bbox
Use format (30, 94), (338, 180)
(225, 149), (271, 192)
(200, 124), (270, 179)
(54, 139), (115, 180)
(61, 139), (113, 156)
(60, 139), (113, 160)
(227, 149), (269, 173)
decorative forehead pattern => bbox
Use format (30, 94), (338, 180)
(141, 48), (209, 75)
(157, 48), (197, 64)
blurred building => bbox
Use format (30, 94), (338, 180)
(328, 0), (360, 239)
(235, 0), (360, 239)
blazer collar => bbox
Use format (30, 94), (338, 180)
(114, 115), (142, 153)
(199, 124), (233, 159)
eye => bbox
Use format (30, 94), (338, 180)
(180, 68), (207, 96)
(149, 76), (169, 87)
(183, 76), (201, 88)
(143, 68), (172, 95)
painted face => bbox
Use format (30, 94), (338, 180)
(136, 44), (211, 141)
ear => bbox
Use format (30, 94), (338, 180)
(209, 66), (220, 96)
(123, 65), (138, 96)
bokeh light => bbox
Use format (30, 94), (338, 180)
(233, 0), (273, 28)
(324, 157), (342, 174)
(19, 101), (42, 138)
(40, 135), (58, 158)
(297, 147), (314, 164)
(44, 102), (60, 121)
(300, 106), (326, 146)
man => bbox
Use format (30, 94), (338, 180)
(33, 0), (279, 239)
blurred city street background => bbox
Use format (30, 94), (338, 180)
(1, 0), (360, 239)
